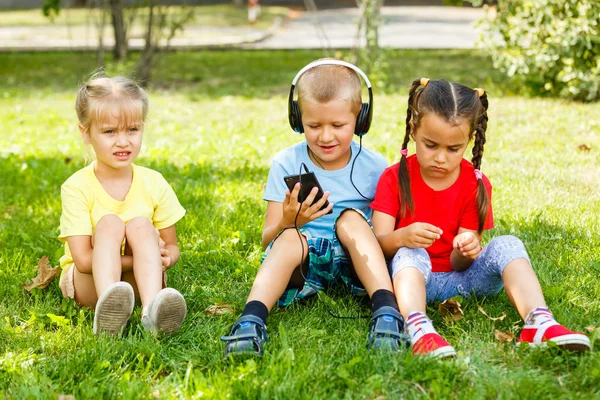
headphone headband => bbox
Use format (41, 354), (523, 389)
(291, 59), (373, 88)
(288, 59), (374, 136)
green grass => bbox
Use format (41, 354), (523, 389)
(0, 4), (288, 30)
(1, 49), (599, 399)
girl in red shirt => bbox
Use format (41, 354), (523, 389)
(371, 78), (590, 358)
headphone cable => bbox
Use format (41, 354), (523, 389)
(293, 162), (369, 320)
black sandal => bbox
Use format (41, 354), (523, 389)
(221, 315), (269, 357)
(367, 306), (410, 351)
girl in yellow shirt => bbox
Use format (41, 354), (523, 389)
(58, 75), (186, 336)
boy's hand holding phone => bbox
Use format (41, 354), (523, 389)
(281, 182), (334, 228)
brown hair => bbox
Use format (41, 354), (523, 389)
(400, 78), (489, 233)
(297, 62), (362, 115)
(75, 73), (148, 132)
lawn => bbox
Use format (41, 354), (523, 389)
(0, 49), (599, 399)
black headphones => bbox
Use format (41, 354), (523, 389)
(288, 60), (374, 137)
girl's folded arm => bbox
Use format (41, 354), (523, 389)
(159, 224), (180, 268)
(372, 210), (406, 259)
(66, 235), (94, 273)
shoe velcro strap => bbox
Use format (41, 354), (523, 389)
(221, 332), (261, 342)
(533, 320), (559, 344)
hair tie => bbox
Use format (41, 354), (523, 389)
(420, 78), (430, 87)
(474, 88), (485, 97)
(474, 169), (483, 180)
(401, 149), (408, 157)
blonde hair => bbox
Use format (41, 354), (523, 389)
(297, 63), (362, 115)
(75, 74), (148, 132)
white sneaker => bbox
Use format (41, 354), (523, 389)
(142, 288), (186, 335)
(93, 282), (135, 336)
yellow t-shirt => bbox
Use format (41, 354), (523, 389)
(58, 162), (186, 273)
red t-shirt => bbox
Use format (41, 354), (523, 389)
(371, 155), (494, 272)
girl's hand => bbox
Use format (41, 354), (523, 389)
(402, 223), (443, 248)
(160, 248), (171, 271)
(281, 183), (334, 228)
(453, 232), (481, 260)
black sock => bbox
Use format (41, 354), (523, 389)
(241, 300), (269, 324)
(370, 289), (398, 313)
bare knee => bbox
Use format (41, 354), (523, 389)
(125, 217), (157, 243)
(270, 228), (308, 259)
(95, 214), (125, 242)
(337, 209), (366, 228)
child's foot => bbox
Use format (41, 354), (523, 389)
(93, 281), (135, 336)
(367, 306), (410, 351)
(516, 308), (591, 351)
(406, 312), (456, 359)
(141, 288), (187, 335)
(221, 315), (269, 357)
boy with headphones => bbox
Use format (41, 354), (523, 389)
(221, 59), (407, 356)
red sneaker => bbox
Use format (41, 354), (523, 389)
(517, 321), (591, 351)
(412, 332), (457, 358)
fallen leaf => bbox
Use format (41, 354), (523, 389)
(438, 299), (463, 321)
(585, 325), (600, 333)
(578, 144), (591, 152)
(494, 329), (514, 343)
(58, 395), (76, 400)
(204, 303), (234, 316)
(478, 306), (506, 321)
(23, 257), (61, 292)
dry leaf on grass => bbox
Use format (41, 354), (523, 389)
(478, 306), (506, 321)
(494, 329), (515, 343)
(578, 144), (592, 152)
(585, 325), (600, 333)
(58, 395), (76, 400)
(438, 299), (464, 321)
(23, 256), (61, 292)
(204, 303), (234, 316)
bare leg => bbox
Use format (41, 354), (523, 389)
(246, 228), (308, 311)
(335, 210), (393, 296)
(502, 259), (547, 319)
(125, 217), (162, 309)
(392, 267), (427, 318)
(91, 214), (126, 298)
(73, 269), (99, 308)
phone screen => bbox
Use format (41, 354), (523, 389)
(283, 172), (332, 213)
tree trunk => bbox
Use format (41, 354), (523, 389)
(109, 0), (127, 62)
(136, 1), (155, 87)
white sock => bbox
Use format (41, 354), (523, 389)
(405, 311), (436, 344)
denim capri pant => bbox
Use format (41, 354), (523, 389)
(389, 235), (531, 303)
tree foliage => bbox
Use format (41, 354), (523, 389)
(476, 0), (600, 102)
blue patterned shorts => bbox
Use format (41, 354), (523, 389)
(262, 209), (370, 307)
(389, 235), (531, 303)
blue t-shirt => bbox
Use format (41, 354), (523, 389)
(263, 141), (388, 239)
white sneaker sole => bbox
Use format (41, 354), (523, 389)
(93, 282), (135, 336)
(146, 288), (187, 335)
(426, 345), (457, 359)
(517, 333), (591, 352)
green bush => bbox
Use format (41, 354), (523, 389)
(477, 0), (600, 102)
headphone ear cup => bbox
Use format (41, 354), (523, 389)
(290, 100), (304, 134)
(355, 103), (370, 136)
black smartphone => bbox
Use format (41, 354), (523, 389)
(283, 172), (332, 214)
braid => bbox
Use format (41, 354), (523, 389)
(398, 79), (422, 217)
(471, 91), (489, 233)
